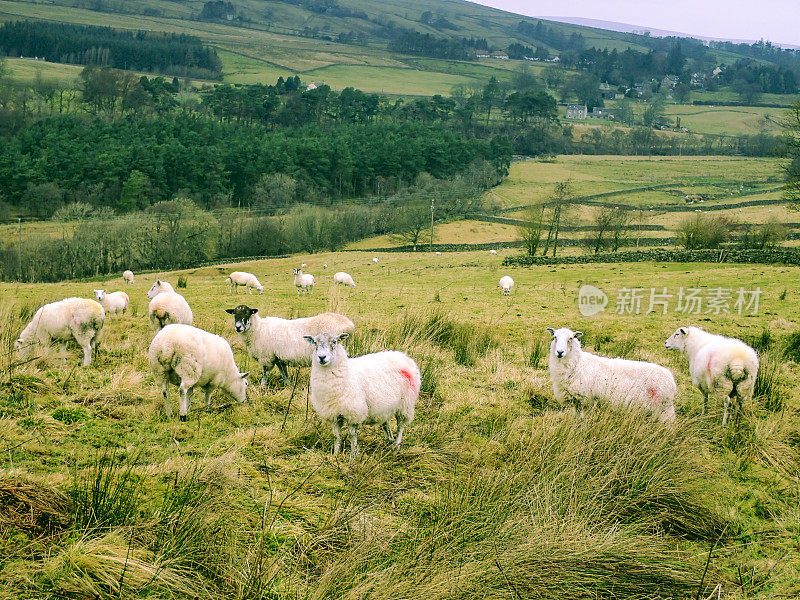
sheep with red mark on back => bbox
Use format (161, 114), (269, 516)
(303, 332), (420, 458)
(666, 326), (758, 425)
(548, 327), (676, 422)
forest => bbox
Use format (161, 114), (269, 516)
(0, 21), (222, 79)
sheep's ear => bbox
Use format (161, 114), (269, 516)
(679, 327), (687, 335)
(303, 335), (315, 346)
(240, 372), (249, 379)
(225, 308), (236, 314)
(338, 332), (350, 343)
(249, 307), (258, 315)
(574, 331), (583, 339)
(546, 327), (555, 336)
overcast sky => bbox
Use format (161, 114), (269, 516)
(467, 0), (799, 46)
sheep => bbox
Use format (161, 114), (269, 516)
(665, 326), (758, 425)
(547, 327), (676, 422)
(435, 251), (442, 256)
(323, 264), (328, 269)
(149, 324), (249, 421)
(499, 275), (515, 296)
(147, 280), (175, 299)
(93, 289), (129, 316)
(148, 292), (193, 331)
(226, 271), (264, 295)
(489, 249), (498, 255)
(304, 332), (420, 457)
(301, 263), (307, 268)
(372, 257), (379, 264)
(293, 268), (315, 295)
(225, 305), (354, 386)
(333, 272), (356, 288)
(122, 270), (135, 285)
(15, 297), (105, 366)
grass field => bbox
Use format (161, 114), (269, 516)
(2, 249), (800, 598)
(662, 105), (788, 136)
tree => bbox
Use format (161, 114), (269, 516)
(120, 170), (155, 212)
(482, 76), (502, 125)
(677, 214), (732, 250)
(783, 101), (800, 203)
(673, 82), (691, 103)
(393, 200), (432, 249)
(734, 78), (762, 104)
(584, 206), (630, 253)
(517, 205), (545, 256)
(542, 181), (573, 257)
(252, 173), (297, 208)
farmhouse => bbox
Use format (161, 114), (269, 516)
(590, 107), (616, 120)
(565, 104), (588, 119)
(599, 82), (616, 100)
(490, 51), (509, 60)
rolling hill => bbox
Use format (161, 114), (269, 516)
(1, 0), (797, 96)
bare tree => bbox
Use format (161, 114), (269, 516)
(542, 181), (573, 257)
(517, 205), (545, 256)
(393, 201), (431, 250)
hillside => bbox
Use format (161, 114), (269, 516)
(1, 0), (798, 96)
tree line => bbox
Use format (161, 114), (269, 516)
(0, 20), (222, 79)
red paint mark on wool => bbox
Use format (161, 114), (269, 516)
(647, 387), (660, 403)
(399, 367), (419, 393)
(706, 353), (714, 374)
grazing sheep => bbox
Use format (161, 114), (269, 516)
(293, 268), (315, 295)
(93, 289), (129, 316)
(148, 292), (193, 331)
(435, 251), (442, 256)
(323, 264), (328, 269)
(301, 263), (307, 268)
(548, 327), (676, 422)
(333, 272), (356, 288)
(147, 280), (175, 299)
(499, 276), (515, 296)
(666, 326), (758, 425)
(15, 298), (105, 366)
(225, 305), (354, 386)
(226, 271), (264, 295)
(122, 270), (135, 285)
(149, 324), (248, 421)
(489, 249), (498, 255)
(372, 257), (379, 264)
(304, 332), (420, 457)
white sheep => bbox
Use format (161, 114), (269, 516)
(666, 326), (758, 425)
(15, 298), (105, 366)
(293, 268), (315, 295)
(226, 305), (354, 386)
(226, 271), (264, 295)
(93, 289), (129, 315)
(301, 263), (307, 268)
(149, 324), (248, 421)
(147, 280), (175, 299)
(489, 249), (498, 255)
(333, 272), (356, 287)
(372, 257), (379, 264)
(499, 275), (515, 295)
(304, 332), (420, 457)
(435, 251), (442, 256)
(148, 292), (193, 331)
(548, 327), (676, 422)
(323, 264), (328, 269)
(122, 270), (135, 285)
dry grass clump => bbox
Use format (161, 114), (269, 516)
(0, 475), (73, 537)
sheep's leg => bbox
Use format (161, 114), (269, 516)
(161, 382), (172, 417)
(722, 396), (730, 426)
(81, 340), (92, 366)
(261, 364), (271, 387)
(275, 360), (291, 387)
(702, 392), (708, 416)
(382, 422), (395, 445)
(348, 424), (359, 459)
(393, 415), (406, 450)
(332, 416), (344, 455)
(204, 386), (213, 409)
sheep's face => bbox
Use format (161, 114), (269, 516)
(293, 268), (302, 276)
(256, 286), (264, 295)
(147, 281), (164, 299)
(94, 289), (105, 301)
(226, 305), (257, 333)
(665, 327), (689, 351)
(304, 332), (349, 367)
(547, 327), (582, 360)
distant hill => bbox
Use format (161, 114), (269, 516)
(0, 0), (798, 96)
(540, 16), (800, 50)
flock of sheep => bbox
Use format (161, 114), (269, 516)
(12, 260), (760, 458)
